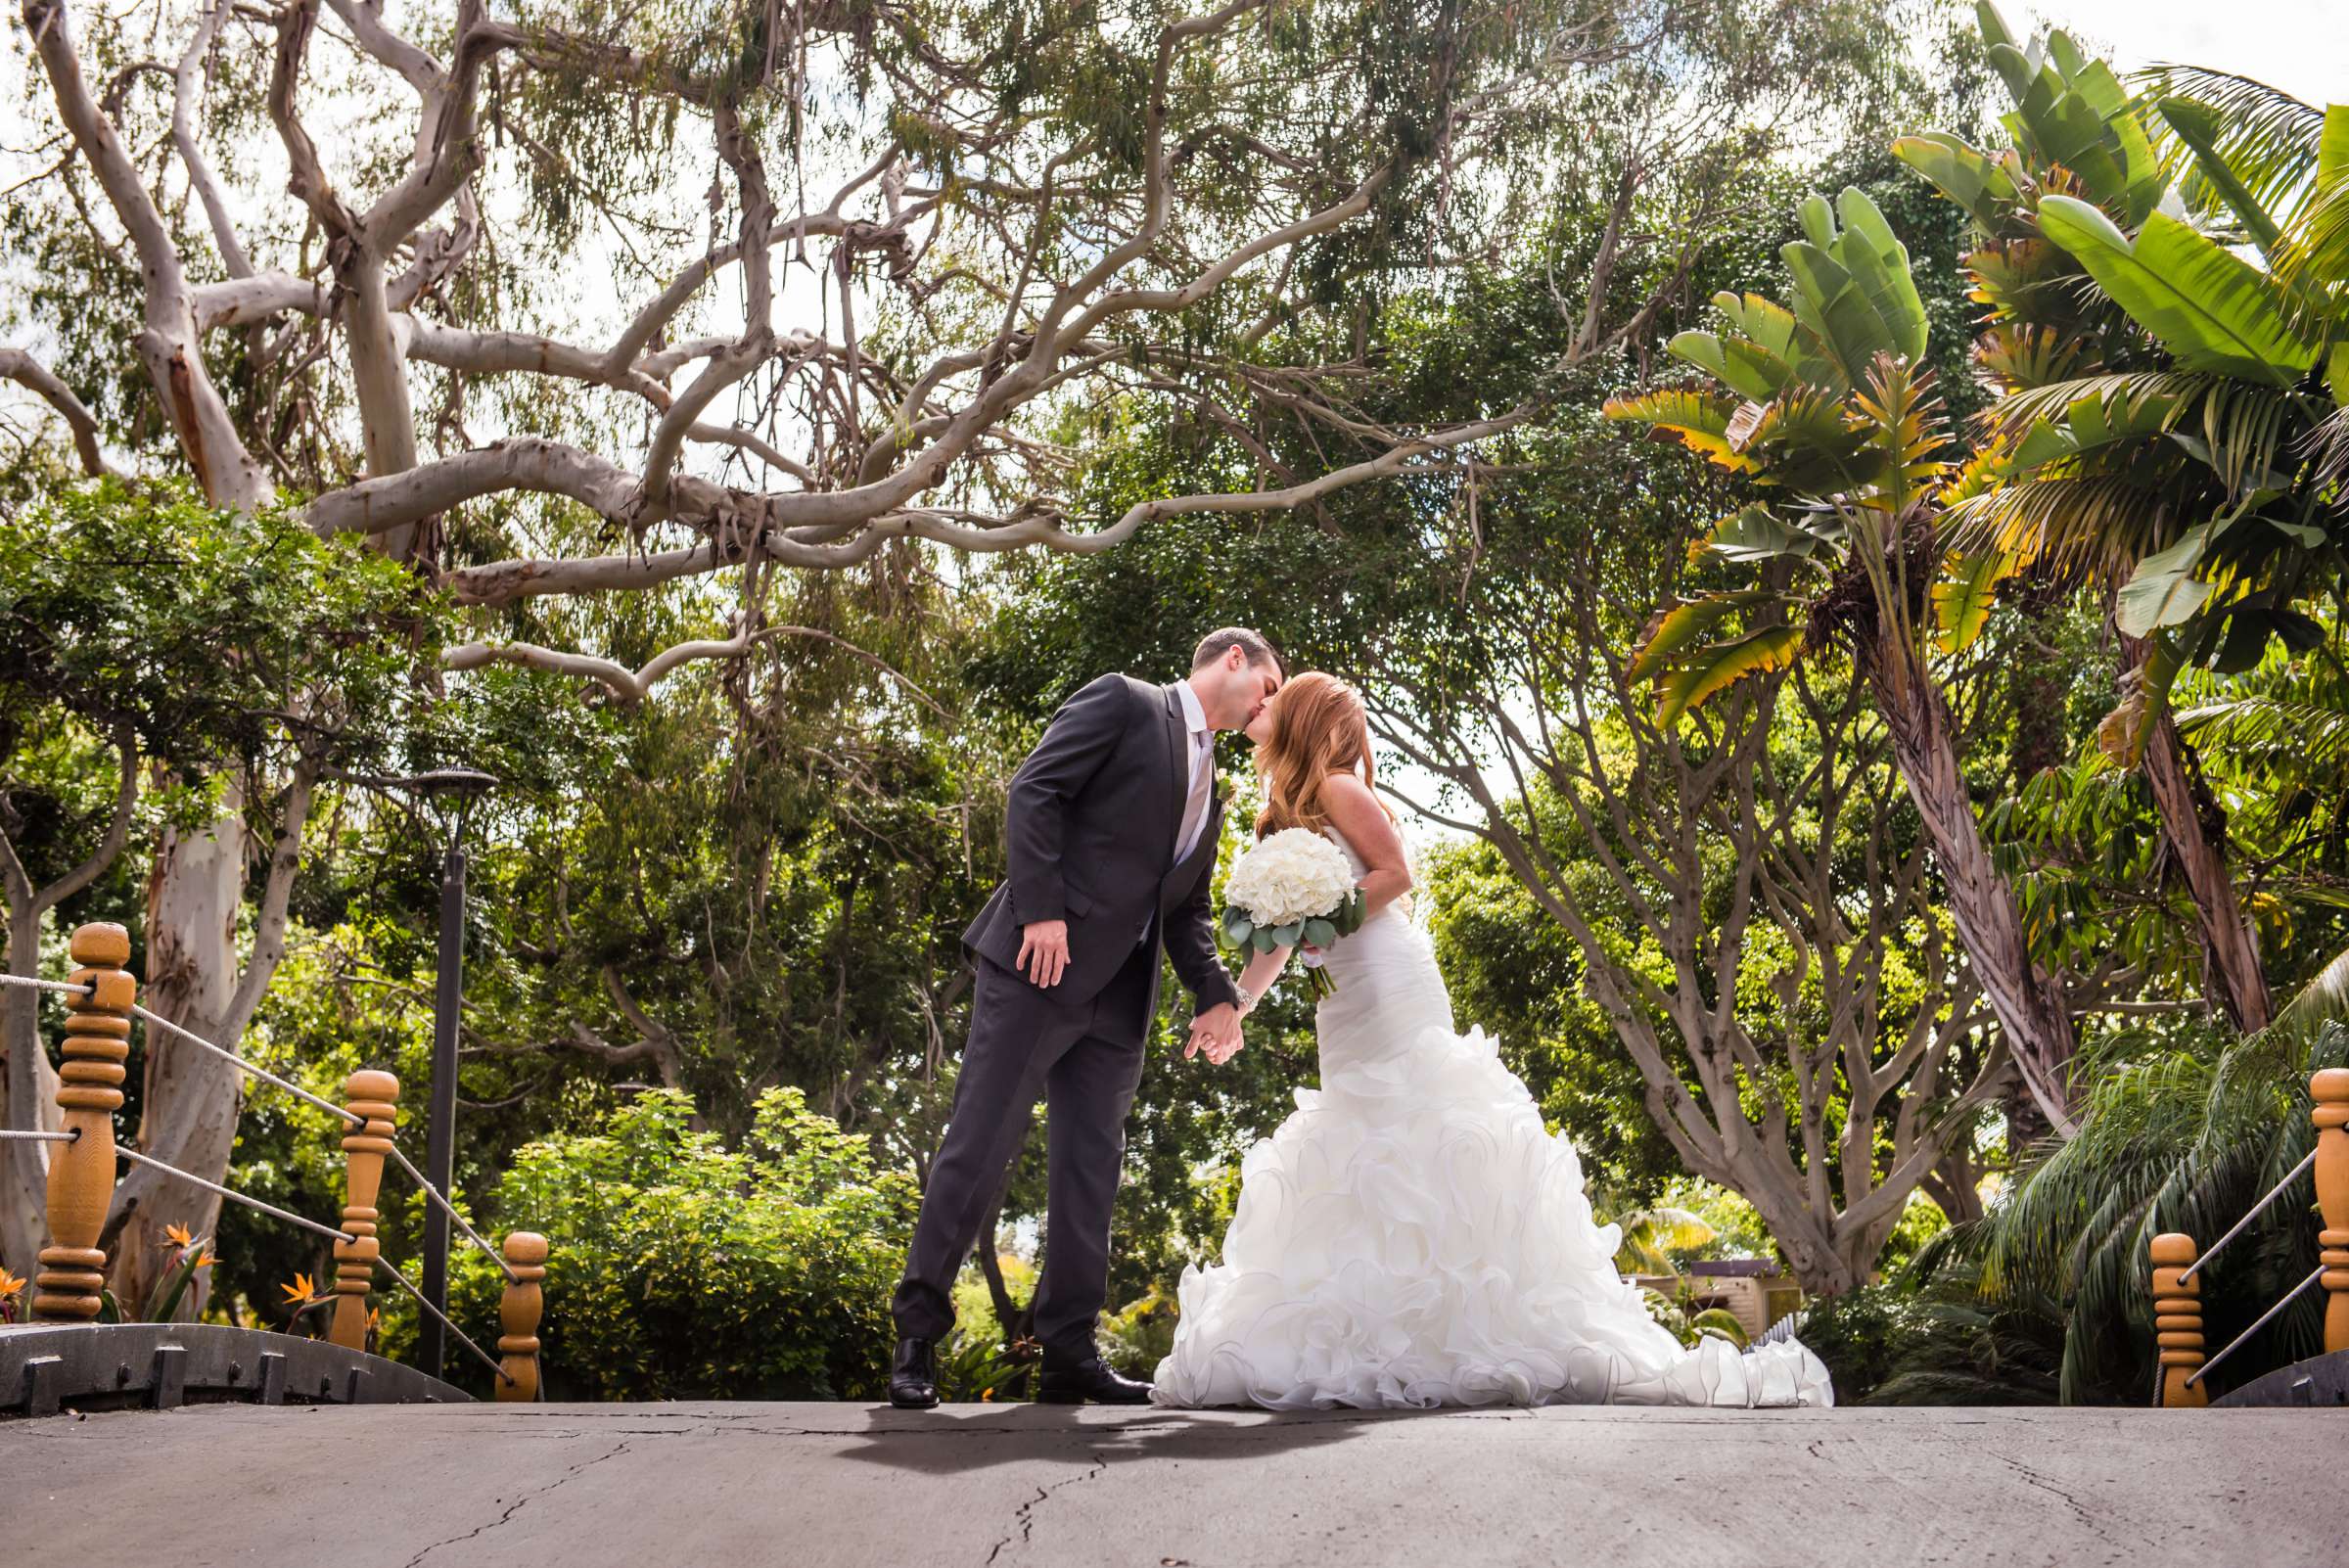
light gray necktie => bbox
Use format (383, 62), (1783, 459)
(1175, 730), (1211, 861)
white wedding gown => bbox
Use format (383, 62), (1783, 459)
(1152, 828), (1834, 1410)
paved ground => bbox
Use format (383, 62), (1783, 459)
(2, 1401), (2342, 1567)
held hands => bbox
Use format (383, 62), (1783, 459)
(1016, 919), (1071, 988)
(1185, 1001), (1244, 1065)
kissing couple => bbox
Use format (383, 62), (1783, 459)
(889, 627), (1831, 1411)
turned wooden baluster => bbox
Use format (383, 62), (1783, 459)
(329, 1070), (399, 1351)
(2149, 1231), (2207, 1407)
(2315, 1068), (2349, 1357)
(33, 923), (132, 1321)
(497, 1231), (548, 1402)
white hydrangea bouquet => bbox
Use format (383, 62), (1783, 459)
(1219, 828), (1368, 997)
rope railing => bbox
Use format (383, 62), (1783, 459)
(115, 1141), (357, 1246)
(386, 1141), (521, 1284)
(2150, 1067), (2349, 1407)
(14, 966), (512, 1281)
(7, 922), (550, 1407)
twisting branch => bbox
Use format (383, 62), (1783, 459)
(443, 623), (952, 717)
(0, 346), (115, 477)
(443, 626), (781, 705)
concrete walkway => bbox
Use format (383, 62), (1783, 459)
(1, 1401), (2340, 1566)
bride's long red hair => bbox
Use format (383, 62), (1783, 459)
(1253, 671), (1397, 839)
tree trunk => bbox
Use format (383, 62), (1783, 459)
(1869, 641), (2081, 1135)
(1714, 1148), (1864, 1297)
(1, 907), (65, 1276)
(2140, 708), (2271, 1033)
(1922, 1150), (1988, 1228)
(107, 788), (248, 1313)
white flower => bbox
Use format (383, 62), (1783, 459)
(1225, 829), (1357, 929)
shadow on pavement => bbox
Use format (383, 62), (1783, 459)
(835, 1400), (1433, 1475)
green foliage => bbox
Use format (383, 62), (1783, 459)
(1794, 1262), (2062, 1405)
(0, 480), (442, 862)
(1638, 1286), (1752, 1351)
(1969, 1011), (2349, 1402)
(447, 1088), (917, 1401)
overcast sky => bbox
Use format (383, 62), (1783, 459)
(2011, 0), (2342, 106)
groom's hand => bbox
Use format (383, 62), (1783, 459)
(1185, 1002), (1241, 1063)
(1017, 919), (1070, 988)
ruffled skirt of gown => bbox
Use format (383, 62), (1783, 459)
(1151, 887), (1833, 1411)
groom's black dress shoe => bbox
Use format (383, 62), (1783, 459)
(889, 1337), (941, 1409)
(1037, 1352), (1153, 1406)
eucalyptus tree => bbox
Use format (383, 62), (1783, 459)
(4, 0), (1636, 1301)
(0, 483), (430, 1288)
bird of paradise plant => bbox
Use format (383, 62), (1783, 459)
(0, 1263), (24, 1325)
(141, 1221), (220, 1325)
(1605, 182), (2079, 1133)
(279, 1270), (336, 1338)
(1887, 1), (2348, 1038)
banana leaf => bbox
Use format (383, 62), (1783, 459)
(2035, 197), (2317, 386)
(1653, 624), (1804, 725)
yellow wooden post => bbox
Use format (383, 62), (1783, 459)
(329, 1070), (398, 1351)
(496, 1231), (548, 1402)
(2313, 1067), (2349, 1356)
(2149, 1232), (2207, 1407)
(33, 923), (132, 1321)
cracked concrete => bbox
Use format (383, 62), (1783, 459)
(1, 1402), (2342, 1566)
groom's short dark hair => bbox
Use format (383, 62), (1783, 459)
(1193, 626), (1282, 677)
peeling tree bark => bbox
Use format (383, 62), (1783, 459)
(1867, 636), (2080, 1136)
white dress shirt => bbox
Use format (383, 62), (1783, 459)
(1171, 680), (1214, 863)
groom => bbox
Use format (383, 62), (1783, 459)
(888, 628), (1284, 1408)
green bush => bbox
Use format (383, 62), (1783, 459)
(1795, 1263), (2062, 1406)
(449, 1087), (917, 1401)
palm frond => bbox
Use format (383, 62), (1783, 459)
(2132, 66), (2326, 227)
(2175, 697), (2349, 778)
(1943, 474), (2172, 577)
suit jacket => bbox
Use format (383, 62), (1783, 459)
(963, 673), (1243, 1026)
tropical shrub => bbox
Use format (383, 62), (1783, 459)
(449, 1088), (916, 1401)
(1795, 1262), (2063, 1405)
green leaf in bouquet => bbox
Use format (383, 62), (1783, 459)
(1270, 922), (1304, 947)
(1303, 918), (1338, 949)
(1221, 913), (1253, 949)
(1251, 927), (1278, 953)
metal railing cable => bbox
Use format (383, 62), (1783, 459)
(2186, 1263), (2330, 1389)
(113, 1141), (356, 1246)
(121, 1000), (514, 1284)
(13, 960), (531, 1380)
(0, 973), (94, 996)
(2181, 1147), (2320, 1285)
(370, 1257), (515, 1386)
(127, 1003), (364, 1127)
(385, 1142), (520, 1282)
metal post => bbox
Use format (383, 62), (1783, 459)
(419, 839), (466, 1378)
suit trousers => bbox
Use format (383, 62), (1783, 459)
(892, 943), (1156, 1355)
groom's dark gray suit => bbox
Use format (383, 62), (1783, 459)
(894, 673), (1244, 1355)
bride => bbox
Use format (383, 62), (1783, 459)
(1152, 671), (1833, 1410)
